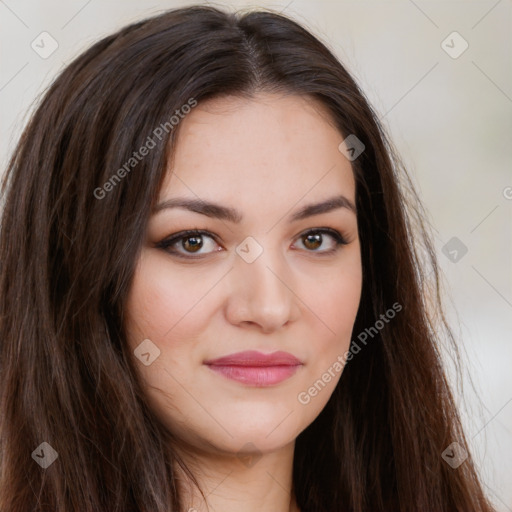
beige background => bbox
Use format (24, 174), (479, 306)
(1, 0), (511, 509)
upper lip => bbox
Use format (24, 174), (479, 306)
(204, 350), (302, 367)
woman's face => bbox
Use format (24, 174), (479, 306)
(124, 92), (362, 457)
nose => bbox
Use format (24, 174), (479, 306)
(225, 242), (300, 333)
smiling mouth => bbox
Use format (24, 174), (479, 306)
(203, 350), (303, 387)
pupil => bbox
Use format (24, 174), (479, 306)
(184, 236), (202, 252)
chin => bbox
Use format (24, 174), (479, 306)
(200, 428), (300, 458)
(157, 408), (307, 458)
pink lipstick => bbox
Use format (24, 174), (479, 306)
(203, 350), (302, 387)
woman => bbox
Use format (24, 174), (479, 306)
(0, 5), (495, 511)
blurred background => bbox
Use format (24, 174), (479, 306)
(1, 0), (511, 509)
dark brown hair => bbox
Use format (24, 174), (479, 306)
(0, 5), (495, 511)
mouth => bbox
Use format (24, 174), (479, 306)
(203, 350), (303, 387)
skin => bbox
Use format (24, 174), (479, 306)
(124, 92), (363, 512)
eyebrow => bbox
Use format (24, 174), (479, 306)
(153, 194), (356, 223)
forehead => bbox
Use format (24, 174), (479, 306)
(160, 92), (356, 209)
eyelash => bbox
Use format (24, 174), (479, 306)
(155, 228), (349, 259)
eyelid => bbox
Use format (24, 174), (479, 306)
(155, 227), (349, 258)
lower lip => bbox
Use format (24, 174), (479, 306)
(205, 364), (301, 387)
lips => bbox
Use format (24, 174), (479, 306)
(204, 350), (302, 366)
(203, 350), (303, 387)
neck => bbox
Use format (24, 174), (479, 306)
(173, 440), (300, 512)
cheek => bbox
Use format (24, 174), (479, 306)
(299, 256), (362, 394)
(124, 251), (216, 342)
(293, 274), (361, 418)
(123, 255), (215, 437)
(319, 277), (361, 335)
(306, 259), (362, 349)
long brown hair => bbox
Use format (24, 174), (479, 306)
(0, 5), (495, 511)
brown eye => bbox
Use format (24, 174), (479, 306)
(302, 233), (322, 250)
(182, 235), (203, 253)
(157, 230), (220, 258)
(294, 229), (348, 254)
